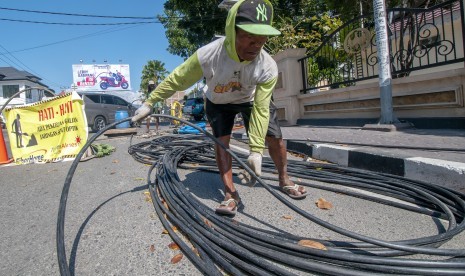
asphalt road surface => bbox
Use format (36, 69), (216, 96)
(1, 128), (464, 275)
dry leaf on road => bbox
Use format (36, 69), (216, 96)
(149, 244), (155, 252)
(316, 198), (333, 209)
(144, 193), (152, 202)
(203, 218), (213, 228)
(282, 215), (292, 220)
(168, 242), (180, 250)
(298, 239), (327, 250)
(171, 253), (183, 264)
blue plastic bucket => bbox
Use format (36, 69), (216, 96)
(115, 110), (130, 128)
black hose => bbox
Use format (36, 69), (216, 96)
(57, 114), (465, 275)
(130, 126), (465, 274)
(134, 135), (465, 275)
(57, 114), (262, 276)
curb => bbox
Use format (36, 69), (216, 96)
(286, 140), (465, 193)
(232, 133), (465, 193)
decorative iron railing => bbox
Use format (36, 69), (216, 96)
(299, 0), (465, 94)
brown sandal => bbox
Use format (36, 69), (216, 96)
(280, 183), (308, 199)
(215, 198), (240, 216)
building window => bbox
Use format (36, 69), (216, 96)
(2, 85), (20, 99)
(38, 89), (45, 101)
(25, 85), (32, 99)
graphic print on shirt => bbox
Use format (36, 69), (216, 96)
(213, 70), (242, 94)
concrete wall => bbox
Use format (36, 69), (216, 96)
(299, 68), (465, 120)
(273, 48), (306, 125)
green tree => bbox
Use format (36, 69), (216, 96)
(265, 13), (342, 55)
(158, 0), (227, 59)
(158, 0), (338, 58)
(140, 60), (169, 93)
(158, 9), (199, 58)
(264, 0), (342, 55)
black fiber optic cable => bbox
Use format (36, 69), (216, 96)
(58, 114), (465, 276)
(135, 135), (460, 275)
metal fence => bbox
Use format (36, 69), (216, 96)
(299, 0), (465, 94)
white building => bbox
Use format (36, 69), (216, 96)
(0, 67), (55, 109)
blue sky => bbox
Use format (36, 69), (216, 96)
(0, 0), (185, 93)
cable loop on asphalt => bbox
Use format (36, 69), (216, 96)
(58, 114), (465, 276)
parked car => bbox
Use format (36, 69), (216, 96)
(182, 97), (205, 121)
(78, 92), (138, 132)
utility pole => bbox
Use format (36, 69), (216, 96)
(363, 0), (411, 131)
(373, 0), (396, 124)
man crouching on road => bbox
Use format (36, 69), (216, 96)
(132, 0), (307, 216)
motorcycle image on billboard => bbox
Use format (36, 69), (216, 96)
(72, 64), (131, 91)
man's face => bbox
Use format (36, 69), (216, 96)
(235, 28), (268, 61)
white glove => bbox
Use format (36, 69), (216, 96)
(238, 152), (262, 186)
(131, 102), (152, 123)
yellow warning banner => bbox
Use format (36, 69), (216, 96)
(3, 92), (88, 165)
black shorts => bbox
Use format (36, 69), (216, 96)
(205, 99), (282, 138)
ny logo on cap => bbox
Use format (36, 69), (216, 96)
(256, 3), (268, 22)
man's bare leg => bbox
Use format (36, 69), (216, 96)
(215, 135), (240, 209)
(146, 118), (150, 133)
(155, 117), (160, 133)
(266, 137), (306, 197)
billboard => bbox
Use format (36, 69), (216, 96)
(72, 64), (131, 91)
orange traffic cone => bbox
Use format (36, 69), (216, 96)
(0, 128), (13, 164)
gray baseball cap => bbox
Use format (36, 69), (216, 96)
(235, 0), (281, 36)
